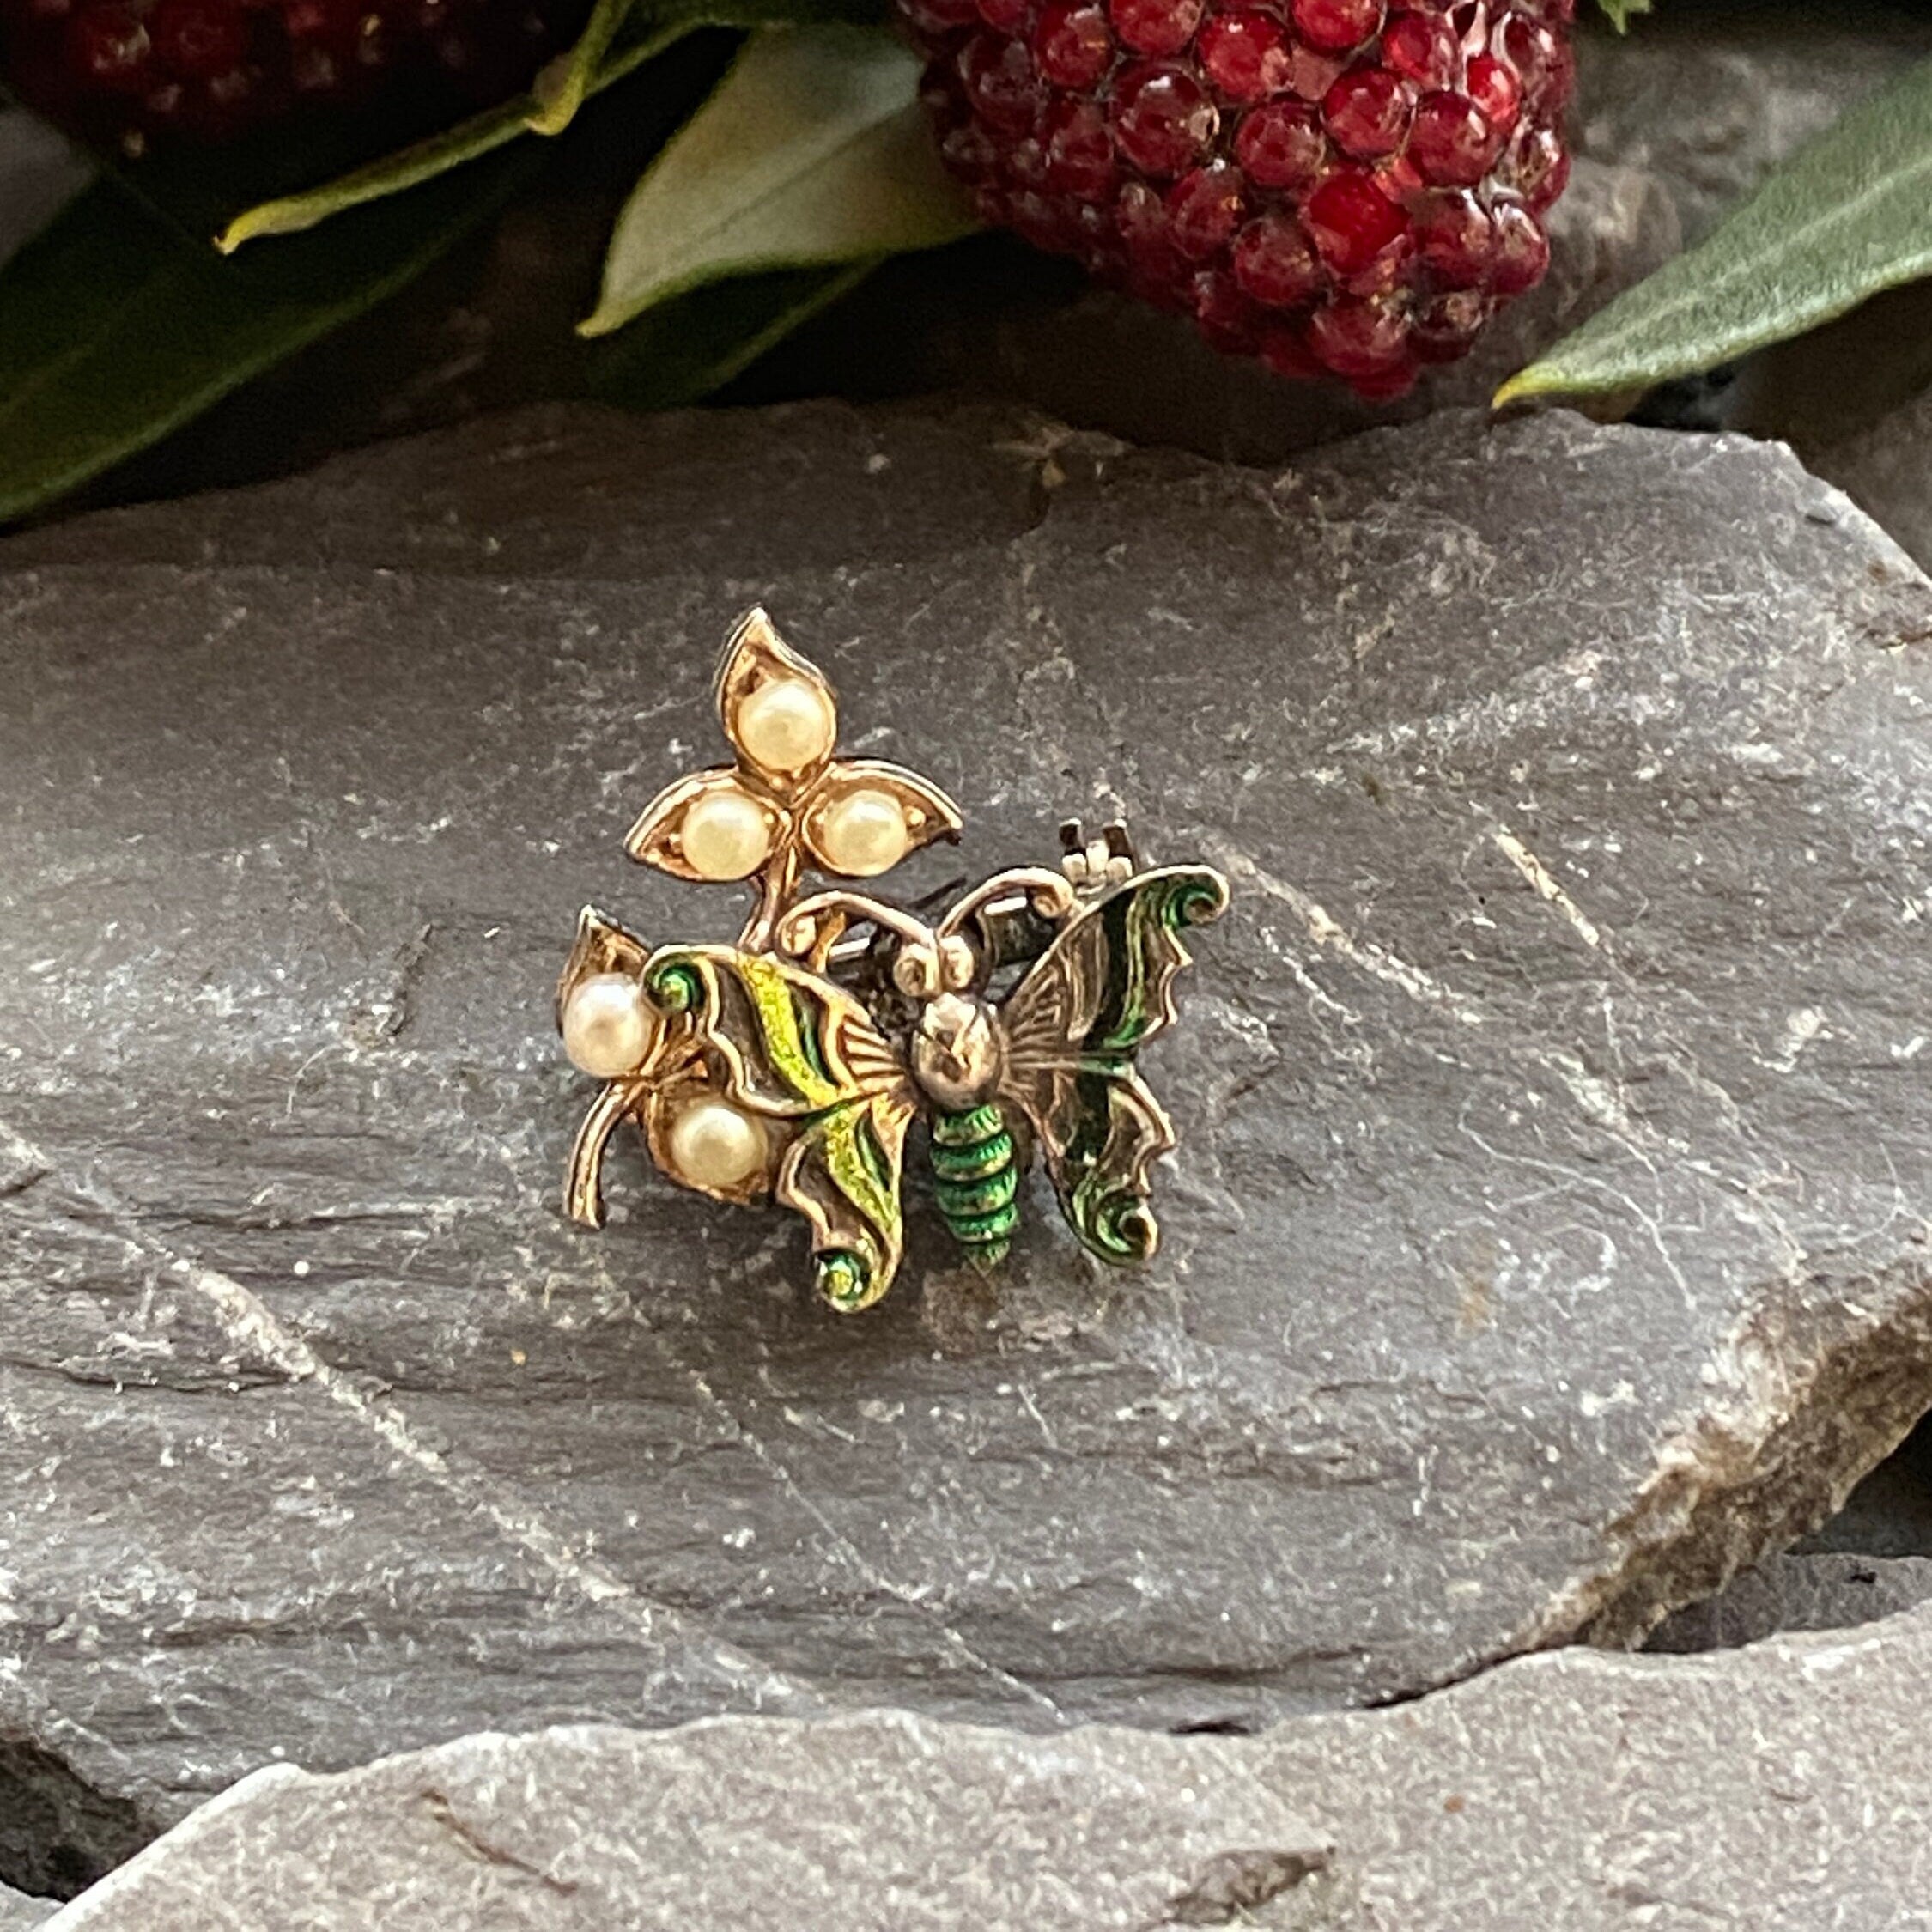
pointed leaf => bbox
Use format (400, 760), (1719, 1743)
(583, 258), (870, 406)
(580, 24), (976, 337)
(218, 20), (688, 248)
(1498, 54), (1932, 406)
(0, 158), (529, 526)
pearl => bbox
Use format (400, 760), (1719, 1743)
(668, 1098), (767, 1190)
(681, 786), (772, 880)
(562, 974), (656, 1078)
(736, 677), (835, 773)
(816, 787), (910, 878)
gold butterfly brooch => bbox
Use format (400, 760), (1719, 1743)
(556, 608), (1230, 1313)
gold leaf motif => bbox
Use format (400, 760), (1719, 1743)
(624, 766), (787, 882)
(714, 605), (841, 794)
(641, 1050), (785, 1208)
(555, 903), (651, 1028)
(800, 757), (963, 878)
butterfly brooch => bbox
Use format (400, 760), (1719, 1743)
(556, 607), (1230, 1312)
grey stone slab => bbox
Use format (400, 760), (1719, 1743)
(39, 1601), (1932, 1931)
(1806, 381), (1932, 576)
(1796, 1413), (1932, 1560)
(1647, 1551), (1932, 1655)
(0, 1890), (56, 1932)
(1, 401), (1929, 1870)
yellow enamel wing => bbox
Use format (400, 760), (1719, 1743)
(556, 611), (1228, 1313)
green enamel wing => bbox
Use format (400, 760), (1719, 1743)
(631, 865), (1228, 1311)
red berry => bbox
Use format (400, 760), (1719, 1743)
(1408, 89), (1503, 185)
(1108, 0), (1200, 57)
(1111, 60), (1217, 175)
(1195, 9), (1289, 100)
(900, 0), (1572, 398)
(1322, 64), (1411, 158)
(8, 0), (586, 143)
(1167, 160), (1244, 259)
(1232, 214), (1321, 307)
(1489, 198), (1550, 293)
(1233, 101), (1326, 188)
(1033, 0), (1112, 87)
(958, 30), (1042, 135)
(1307, 293), (1408, 378)
(1192, 268), (1263, 353)
(66, 6), (148, 88)
(1302, 164), (1407, 276)
(1380, 9), (1453, 87)
(1042, 94), (1117, 197)
(149, 0), (247, 76)
(1288, 0), (1380, 53)
(1414, 187), (1492, 287)
(1465, 52), (1521, 133)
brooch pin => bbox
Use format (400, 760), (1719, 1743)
(556, 608), (1230, 1312)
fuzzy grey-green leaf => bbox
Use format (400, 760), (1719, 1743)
(581, 25), (976, 338)
(1498, 52), (1932, 404)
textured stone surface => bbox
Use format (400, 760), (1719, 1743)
(1807, 383), (1932, 575)
(39, 1604), (1932, 1931)
(1797, 1413), (1932, 1560)
(1647, 1551), (1932, 1655)
(2, 401), (1929, 1869)
(0, 1890), (55, 1932)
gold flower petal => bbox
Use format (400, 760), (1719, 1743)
(555, 903), (651, 1029)
(714, 606), (841, 793)
(624, 767), (786, 883)
(800, 758), (963, 878)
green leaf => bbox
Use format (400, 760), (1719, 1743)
(0, 157), (527, 525)
(587, 260), (871, 405)
(580, 24), (975, 338)
(1498, 52), (1932, 407)
(1592, 0), (1651, 28)
(527, 0), (643, 136)
(218, 16), (687, 249)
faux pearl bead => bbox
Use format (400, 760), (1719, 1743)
(682, 786), (772, 880)
(816, 787), (909, 877)
(668, 1098), (766, 1190)
(736, 676), (835, 773)
(561, 974), (655, 1078)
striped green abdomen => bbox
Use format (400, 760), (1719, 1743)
(930, 1103), (1018, 1267)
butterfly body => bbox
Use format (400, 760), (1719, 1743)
(929, 1101), (1021, 1267)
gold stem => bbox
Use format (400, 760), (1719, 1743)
(739, 843), (801, 954)
(564, 1078), (641, 1228)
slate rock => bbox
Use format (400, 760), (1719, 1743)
(1646, 1552), (1932, 1655)
(0, 1891), (55, 1932)
(1, 401), (1929, 1869)
(38, 1601), (1932, 1931)
(1795, 1412), (1932, 1561)
(1803, 382), (1932, 575)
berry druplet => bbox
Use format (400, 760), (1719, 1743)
(1111, 59), (1218, 175)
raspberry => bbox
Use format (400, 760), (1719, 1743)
(1, 0), (586, 147)
(907, 0), (1571, 398)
